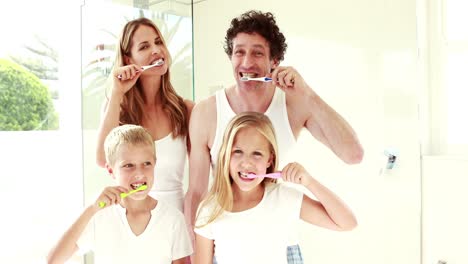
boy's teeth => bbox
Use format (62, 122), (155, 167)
(130, 183), (145, 189)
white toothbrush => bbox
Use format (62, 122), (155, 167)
(118, 59), (164, 79)
(240, 76), (273, 82)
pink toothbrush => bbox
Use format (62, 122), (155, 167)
(246, 172), (282, 179)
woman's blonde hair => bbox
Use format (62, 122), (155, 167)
(112, 17), (188, 137)
(196, 112), (279, 227)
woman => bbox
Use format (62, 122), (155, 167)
(96, 17), (194, 212)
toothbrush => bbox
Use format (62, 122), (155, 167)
(240, 76), (273, 82)
(246, 172), (282, 179)
(98, 185), (148, 208)
(117, 59), (164, 79)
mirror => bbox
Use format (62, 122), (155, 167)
(192, 0), (421, 263)
(81, 0), (422, 263)
(81, 0), (193, 262)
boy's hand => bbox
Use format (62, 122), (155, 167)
(94, 186), (129, 209)
(281, 162), (313, 187)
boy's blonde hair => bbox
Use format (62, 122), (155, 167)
(197, 112), (279, 227)
(104, 124), (155, 166)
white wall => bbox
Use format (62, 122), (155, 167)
(0, 132), (83, 263)
(193, 0), (421, 263)
(422, 156), (468, 264)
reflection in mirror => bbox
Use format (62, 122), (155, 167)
(192, 0), (421, 263)
(81, 0), (192, 263)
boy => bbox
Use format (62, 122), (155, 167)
(48, 124), (192, 264)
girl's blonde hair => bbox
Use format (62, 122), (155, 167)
(112, 17), (188, 137)
(104, 124), (156, 166)
(196, 112), (279, 227)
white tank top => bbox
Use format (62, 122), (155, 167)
(210, 87), (297, 170)
(149, 133), (187, 212)
(210, 88), (300, 245)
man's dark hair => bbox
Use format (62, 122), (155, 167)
(224, 10), (287, 62)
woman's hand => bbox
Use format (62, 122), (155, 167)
(112, 64), (142, 96)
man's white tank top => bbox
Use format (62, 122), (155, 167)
(149, 133), (187, 212)
(210, 87), (296, 170)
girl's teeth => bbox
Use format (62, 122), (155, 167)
(239, 172), (249, 178)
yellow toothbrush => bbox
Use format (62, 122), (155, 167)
(98, 185), (148, 208)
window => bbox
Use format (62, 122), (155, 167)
(428, 0), (468, 155)
(0, 1), (83, 263)
(0, 0), (192, 262)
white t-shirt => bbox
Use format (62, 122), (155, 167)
(150, 133), (187, 212)
(194, 183), (303, 264)
(209, 87), (301, 247)
(77, 200), (193, 264)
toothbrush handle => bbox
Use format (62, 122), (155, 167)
(98, 190), (133, 208)
(265, 172), (282, 179)
(99, 185), (146, 207)
(117, 61), (163, 79)
(117, 69), (142, 80)
(247, 172), (282, 179)
(120, 189), (137, 199)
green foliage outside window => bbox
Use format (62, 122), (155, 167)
(0, 59), (58, 131)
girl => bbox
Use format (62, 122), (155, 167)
(194, 112), (357, 264)
(96, 17), (194, 212)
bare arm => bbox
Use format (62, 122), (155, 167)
(173, 256), (189, 264)
(95, 94), (122, 167)
(96, 65), (142, 167)
(281, 162), (358, 231)
(184, 99), (195, 154)
(184, 101), (213, 241)
(47, 186), (126, 263)
(47, 206), (96, 264)
(271, 66), (364, 164)
(303, 91), (363, 164)
(193, 234), (214, 264)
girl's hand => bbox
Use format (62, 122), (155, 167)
(94, 186), (129, 210)
(112, 64), (142, 96)
(281, 162), (313, 187)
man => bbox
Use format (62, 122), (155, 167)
(185, 10), (363, 263)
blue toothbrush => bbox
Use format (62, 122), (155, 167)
(240, 76), (273, 82)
